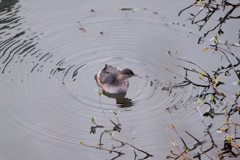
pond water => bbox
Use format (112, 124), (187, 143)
(1, 0), (239, 159)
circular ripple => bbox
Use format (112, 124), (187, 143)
(0, 1), (210, 160)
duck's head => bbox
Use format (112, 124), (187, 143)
(118, 68), (138, 80)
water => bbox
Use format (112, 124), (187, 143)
(1, 0), (239, 159)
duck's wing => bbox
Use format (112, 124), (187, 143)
(99, 64), (119, 84)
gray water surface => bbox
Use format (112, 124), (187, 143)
(1, 0), (239, 160)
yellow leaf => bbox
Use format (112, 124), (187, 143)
(180, 155), (186, 160)
(233, 145), (239, 148)
(170, 148), (174, 153)
(171, 124), (176, 129)
(212, 77), (219, 84)
(197, 99), (201, 104)
(209, 95), (214, 102)
(169, 141), (178, 146)
(79, 140), (84, 144)
(212, 79), (216, 84)
(225, 135), (233, 141)
(199, 146), (203, 151)
(98, 89), (103, 95)
(220, 126), (225, 132)
(198, 75), (203, 79)
(198, 0), (202, 4)
(226, 119), (231, 125)
(91, 117), (96, 122)
(199, 72), (205, 75)
(203, 47), (208, 51)
(109, 131), (114, 137)
(223, 110), (228, 116)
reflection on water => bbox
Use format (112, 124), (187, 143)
(1, 0), (239, 159)
(102, 91), (134, 108)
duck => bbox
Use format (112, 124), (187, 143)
(96, 64), (137, 93)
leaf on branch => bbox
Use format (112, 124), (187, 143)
(225, 135), (233, 142)
(197, 99), (202, 104)
(225, 118), (231, 125)
(98, 89), (103, 95)
(220, 126), (225, 132)
(203, 47), (209, 51)
(209, 95), (214, 102)
(91, 117), (96, 122)
(235, 92), (240, 96)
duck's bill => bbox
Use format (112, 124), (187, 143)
(132, 74), (139, 77)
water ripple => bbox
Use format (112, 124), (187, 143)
(0, 1), (208, 159)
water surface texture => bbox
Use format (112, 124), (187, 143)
(1, 0), (239, 160)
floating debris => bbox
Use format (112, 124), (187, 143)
(99, 31), (103, 35)
(150, 79), (157, 87)
(150, 81), (153, 87)
(79, 28), (86, 32)
(153, 11), (157, 15)
(57, 67), (65, 71)
(119, 8), (135, 10)
(91, 9), (95, 12)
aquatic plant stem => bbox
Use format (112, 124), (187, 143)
(169, 141), (193, 160)
(168, 50), (212, 79)
(80, 141), (123, 155)
(92, 121), (104, 128)
(209, 47), (240, 79)
(111, 136), (153, 157)
(166, 67), (209, 87)
(197, 76), (225, 96)
(99, 95), (121, 130)
(167, 124), (189, 150)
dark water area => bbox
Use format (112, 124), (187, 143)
(0, 0), (240, 159)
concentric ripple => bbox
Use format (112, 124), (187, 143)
(0, 1), (216, 160)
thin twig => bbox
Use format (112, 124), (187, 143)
(209, 47), (240, 79)
(111, 136), (153, 157)
(168, 50), (211, 79)
(80, 142), (124, 155)
(99, 96), (121, 130)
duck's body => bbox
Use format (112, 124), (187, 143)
(96, 64), (137, 93)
